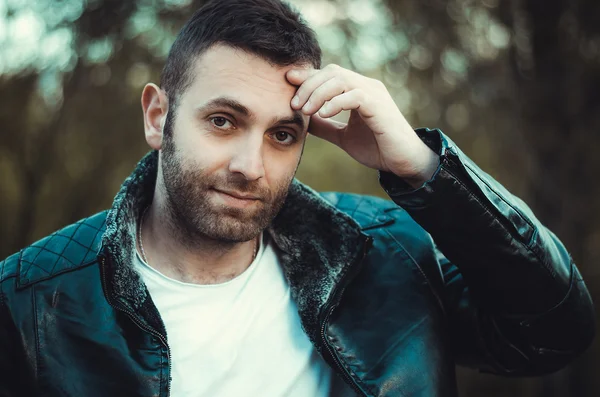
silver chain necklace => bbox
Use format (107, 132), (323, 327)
(137, 206), (258, 265)
(137, 206), (151, 263)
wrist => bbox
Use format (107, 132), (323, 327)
(394, 144), (440, 189)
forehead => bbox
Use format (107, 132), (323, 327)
(183, 45), (301, 112)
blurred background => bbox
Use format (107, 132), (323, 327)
(0, 0), (598, 395)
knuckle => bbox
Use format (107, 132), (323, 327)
(334, 75), (348, 88)
(311, 85), (326, 100)
(367, 76), (383, 87)
(372, 78), (387, 92)
(299, 87), (313, 100)
(295, 87), (306, 99)
(354, 88), (367, 101)
(306, 94), (320, 107)
(328, 96), (340, 106)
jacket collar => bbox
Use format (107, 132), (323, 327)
(100, 151), (368, 343)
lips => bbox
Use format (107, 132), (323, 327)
(212, 188), (261, 201)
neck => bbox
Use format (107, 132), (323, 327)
(138, 197), (258, 285)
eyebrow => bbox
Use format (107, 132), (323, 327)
(270, 113), (306, 132)
(196, 96), (306, 132)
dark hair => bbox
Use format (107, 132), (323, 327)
(160, 0), (322, 114)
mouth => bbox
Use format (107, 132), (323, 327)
(211, 188), (261, 208)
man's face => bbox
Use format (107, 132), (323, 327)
(160, 45), (309, 243)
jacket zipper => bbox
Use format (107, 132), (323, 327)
(99, 255), (173, 397)
(320, 235), (373, 397)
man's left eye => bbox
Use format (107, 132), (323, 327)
(210, 117), (232, 128)
(272, 131), (295, 145)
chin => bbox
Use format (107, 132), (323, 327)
(197, 214), (266, 243)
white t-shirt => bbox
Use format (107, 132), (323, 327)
(134, 232), (354, 397)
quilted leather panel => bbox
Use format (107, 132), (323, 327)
(320, 192), (399, 230)
(17, 211), (108, 286)
(0, 252), (19, 283)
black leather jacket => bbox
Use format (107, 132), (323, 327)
(0, 129), (595, 396)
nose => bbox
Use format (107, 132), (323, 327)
(228, 134), (265, 181)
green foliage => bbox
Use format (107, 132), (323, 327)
(1, 1), (599, 395)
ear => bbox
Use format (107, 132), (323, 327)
(141, 83), (169, 150)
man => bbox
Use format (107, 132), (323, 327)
(0, 0), (595, 396)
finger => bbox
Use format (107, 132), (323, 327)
(317, 89), (367, 119)
(286, 68), (317, 87)
(300, 76), (347, 115)
(307, 113), (346, 147)
(290, 64), (342, 110)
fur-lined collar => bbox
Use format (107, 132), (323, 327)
(101, 151), (368, 345)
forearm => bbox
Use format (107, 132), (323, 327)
(381, 128), (571, 312)
(380, 128), (595, 372)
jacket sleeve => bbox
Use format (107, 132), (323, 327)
(0, 293), (17, 396)
(0, 255), (26, 397)
(379, 128), (596, 376)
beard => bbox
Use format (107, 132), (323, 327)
(160, 113), (294, 245)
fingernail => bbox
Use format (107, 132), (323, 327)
(291, 96), (300, 107)
(320, 103), (330, 115)
(302, 100), (311, 112)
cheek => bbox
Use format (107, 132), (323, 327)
(174, 128), (231, 171)
(263, 148), (302, 186)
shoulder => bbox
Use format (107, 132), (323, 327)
(320, 191), (443, 282)
(319, 191), (421, 233)
(320, 191), (396, 227)
(0, 252), (20, 286)
(0, 211), (108, 288)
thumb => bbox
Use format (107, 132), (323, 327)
(308, 113), (346, 147)
(286, 68), (315, 86)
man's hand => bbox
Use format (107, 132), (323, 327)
(286, 65), (439, 188)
